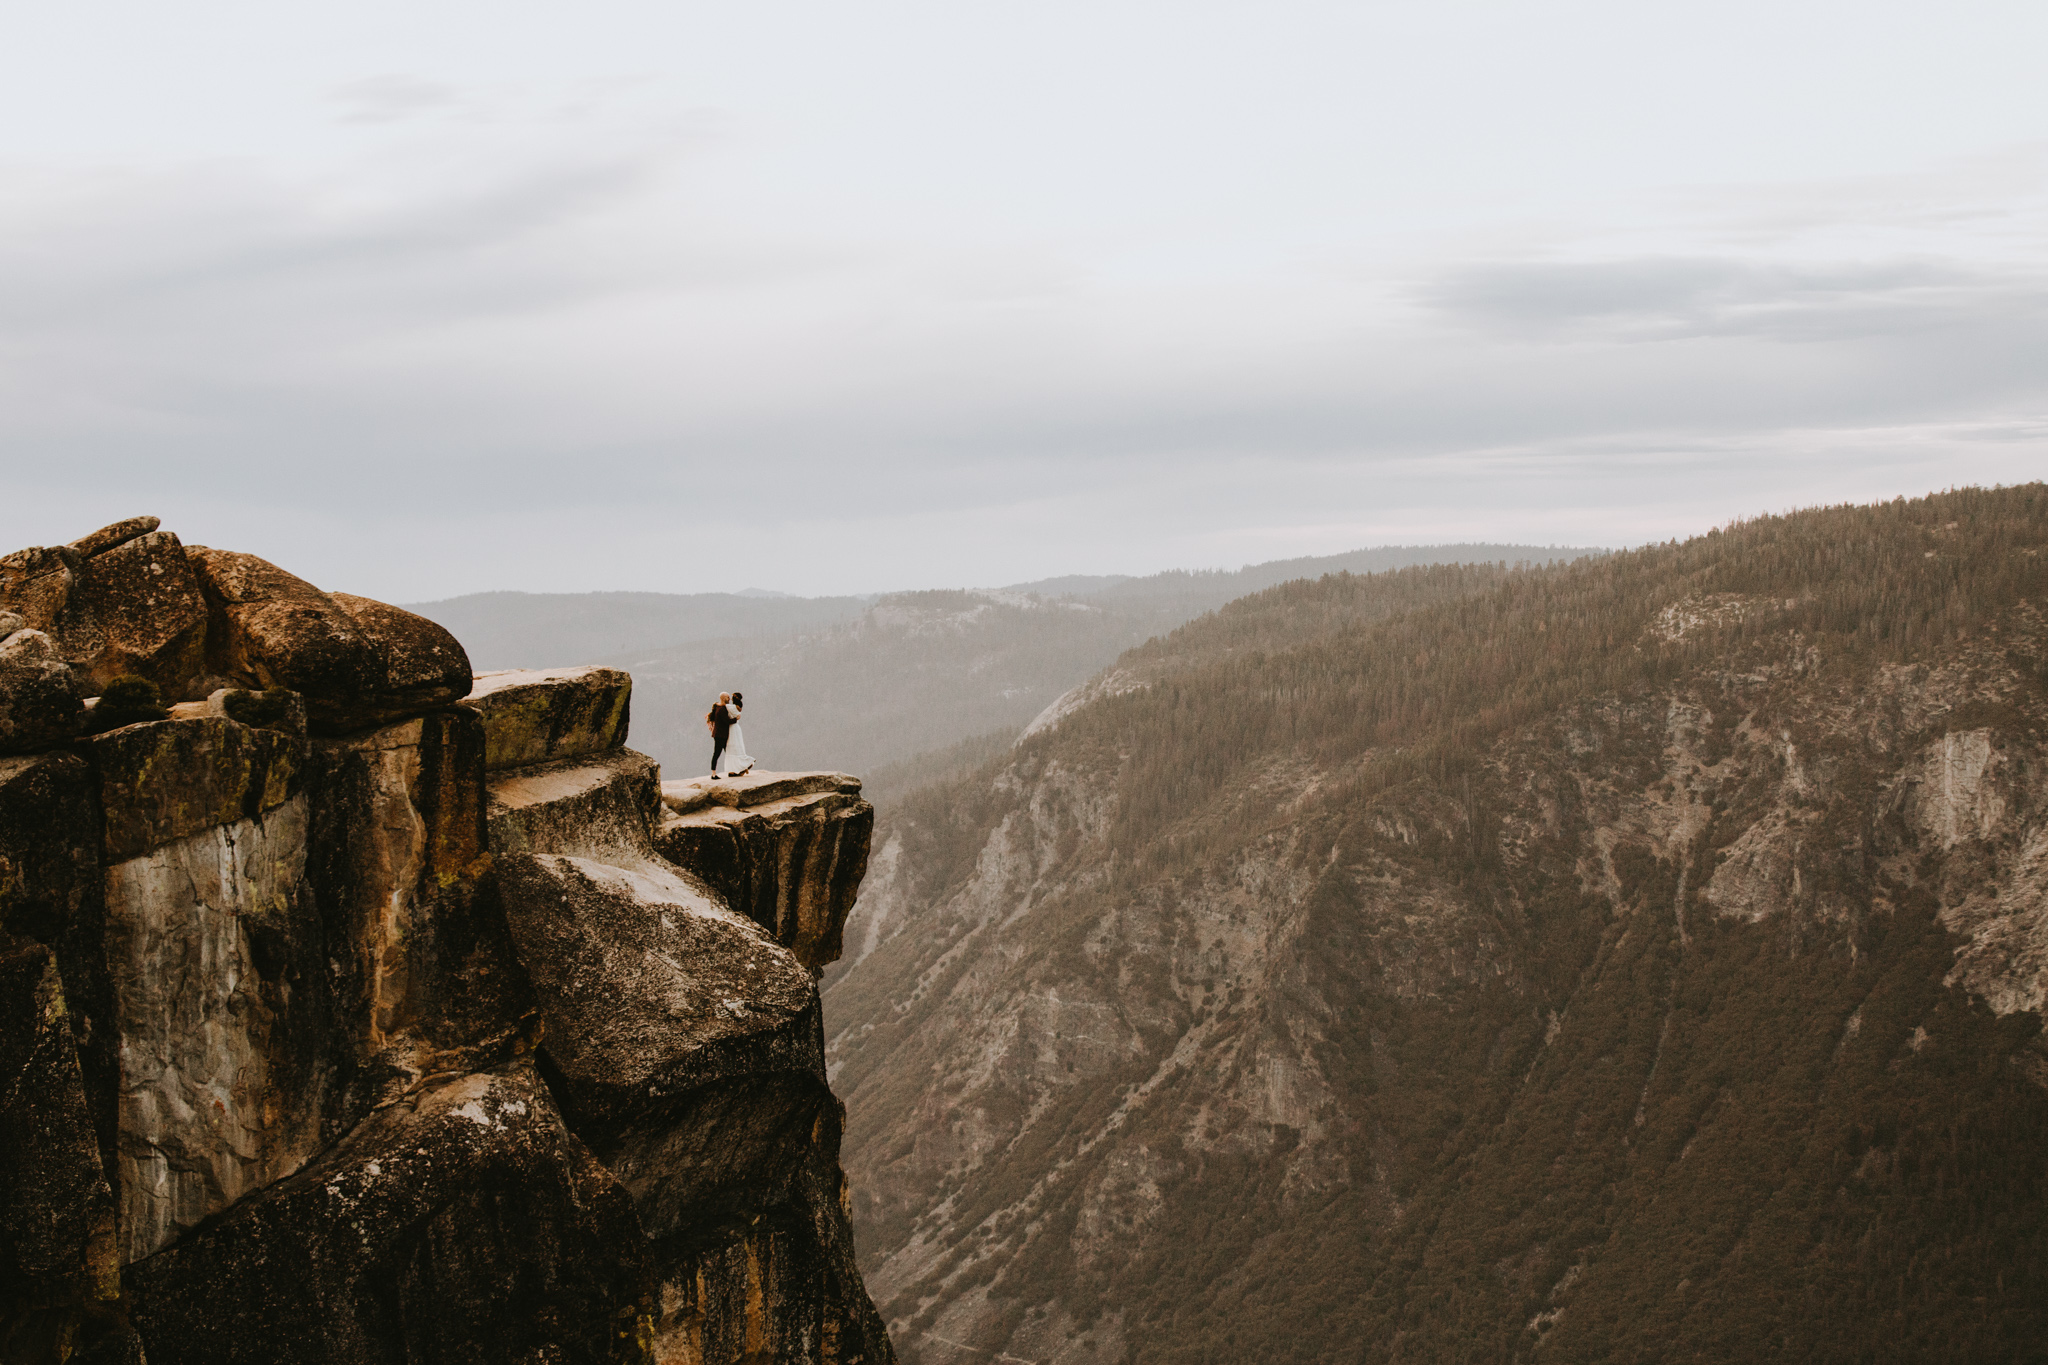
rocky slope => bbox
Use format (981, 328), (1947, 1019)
(822, 488), (2048, 1365)
(0, 518), (893, 1364)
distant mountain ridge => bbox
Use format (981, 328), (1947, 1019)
(408, 543), (1604, 783)
(398, 589), (872, 670)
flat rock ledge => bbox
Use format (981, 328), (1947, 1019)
(656, 773), (873, 974)
(661, 770), (863, 816)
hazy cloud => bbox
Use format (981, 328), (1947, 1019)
(2, 2), (2045, 597)
(330, 75), (461, 125)
(1422, 256), (2048, 343)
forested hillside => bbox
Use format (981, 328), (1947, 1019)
(822, 486), (2048, 1365)
(567, 544), (1599, 781)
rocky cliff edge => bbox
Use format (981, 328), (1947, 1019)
(0, 519), (891, 1365)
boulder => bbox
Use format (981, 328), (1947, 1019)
(0, 627), (84, 755)
(189, 548), (471, 734)
(0, 943), (117, 1340)
(56, 531), (212, 697)
(102, 791), (327, 1262)
(655, 774), (874, 972)
(189, 548), (380, 718)
(460, 666), (633, 771)
(487, 748), (664, 870)
(66, 517), (161, 561)
(305, 709), (533, 1134)
(0, 545), (79, 636)
(124, 1060), (652, 1365)
(495, 854), (829, 1240)
(86, 715), (305, 862)
(329, 593), (474, 723)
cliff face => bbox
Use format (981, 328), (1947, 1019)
(0, 520), (893, 1365)
(822, 489), (2048, 1365)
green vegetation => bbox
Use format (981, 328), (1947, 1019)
(220, 688), (301, 732)
(86, 674), (168, 732)
(825, 486), (2048, 1365)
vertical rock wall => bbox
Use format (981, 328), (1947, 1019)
(0, 522), (893, 1365)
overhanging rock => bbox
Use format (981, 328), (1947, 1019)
(656, 773), (874, 973)
(496, 854), (827, 1239)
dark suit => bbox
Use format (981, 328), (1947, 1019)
(707, 703), (734, 774)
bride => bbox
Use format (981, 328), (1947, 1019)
(721, 691), (755, 777)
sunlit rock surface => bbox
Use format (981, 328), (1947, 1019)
(488, 748), (665, 870)
(0, 518), (893, 1365)
(461, 665), (632, 771)
(104, 791), (322, 1262)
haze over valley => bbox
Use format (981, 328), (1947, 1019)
(410, 542), (1603, 791)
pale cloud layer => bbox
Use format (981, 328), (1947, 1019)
(2, 1), (2044, 598)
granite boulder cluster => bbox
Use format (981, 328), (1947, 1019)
(0, 520), (888, 1364)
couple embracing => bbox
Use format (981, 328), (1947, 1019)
(706, 691), (755, 778)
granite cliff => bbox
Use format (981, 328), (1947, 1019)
(0, 518), (893, 1365)
(823, 488), (2048, 1364)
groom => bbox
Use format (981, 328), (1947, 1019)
(705, 692), (733, 777)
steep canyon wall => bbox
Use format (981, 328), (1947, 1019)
(824, 490), (2048, 1365)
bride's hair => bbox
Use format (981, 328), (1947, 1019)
(731, 691), (744, 707)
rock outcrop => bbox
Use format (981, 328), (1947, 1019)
(658, 774), (874, 973)
(0, 627), (84, 755)
(0, 519), (892, 1364)
(462, 665), (633, 771)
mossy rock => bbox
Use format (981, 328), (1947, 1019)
(222, 688), (305, 735)
(86, 674), (169, 734)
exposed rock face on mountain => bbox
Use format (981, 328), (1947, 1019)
(824, 489), (2048, 1365)
(0, 520), (894, 1365)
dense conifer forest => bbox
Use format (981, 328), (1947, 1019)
(824, 486), (2048, 1365)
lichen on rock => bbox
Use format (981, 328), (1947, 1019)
(461, 665), (632, 771)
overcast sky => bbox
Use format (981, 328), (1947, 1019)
(2, 1), (2044, 600)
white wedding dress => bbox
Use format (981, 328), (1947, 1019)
(721, 705), (755, 776)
